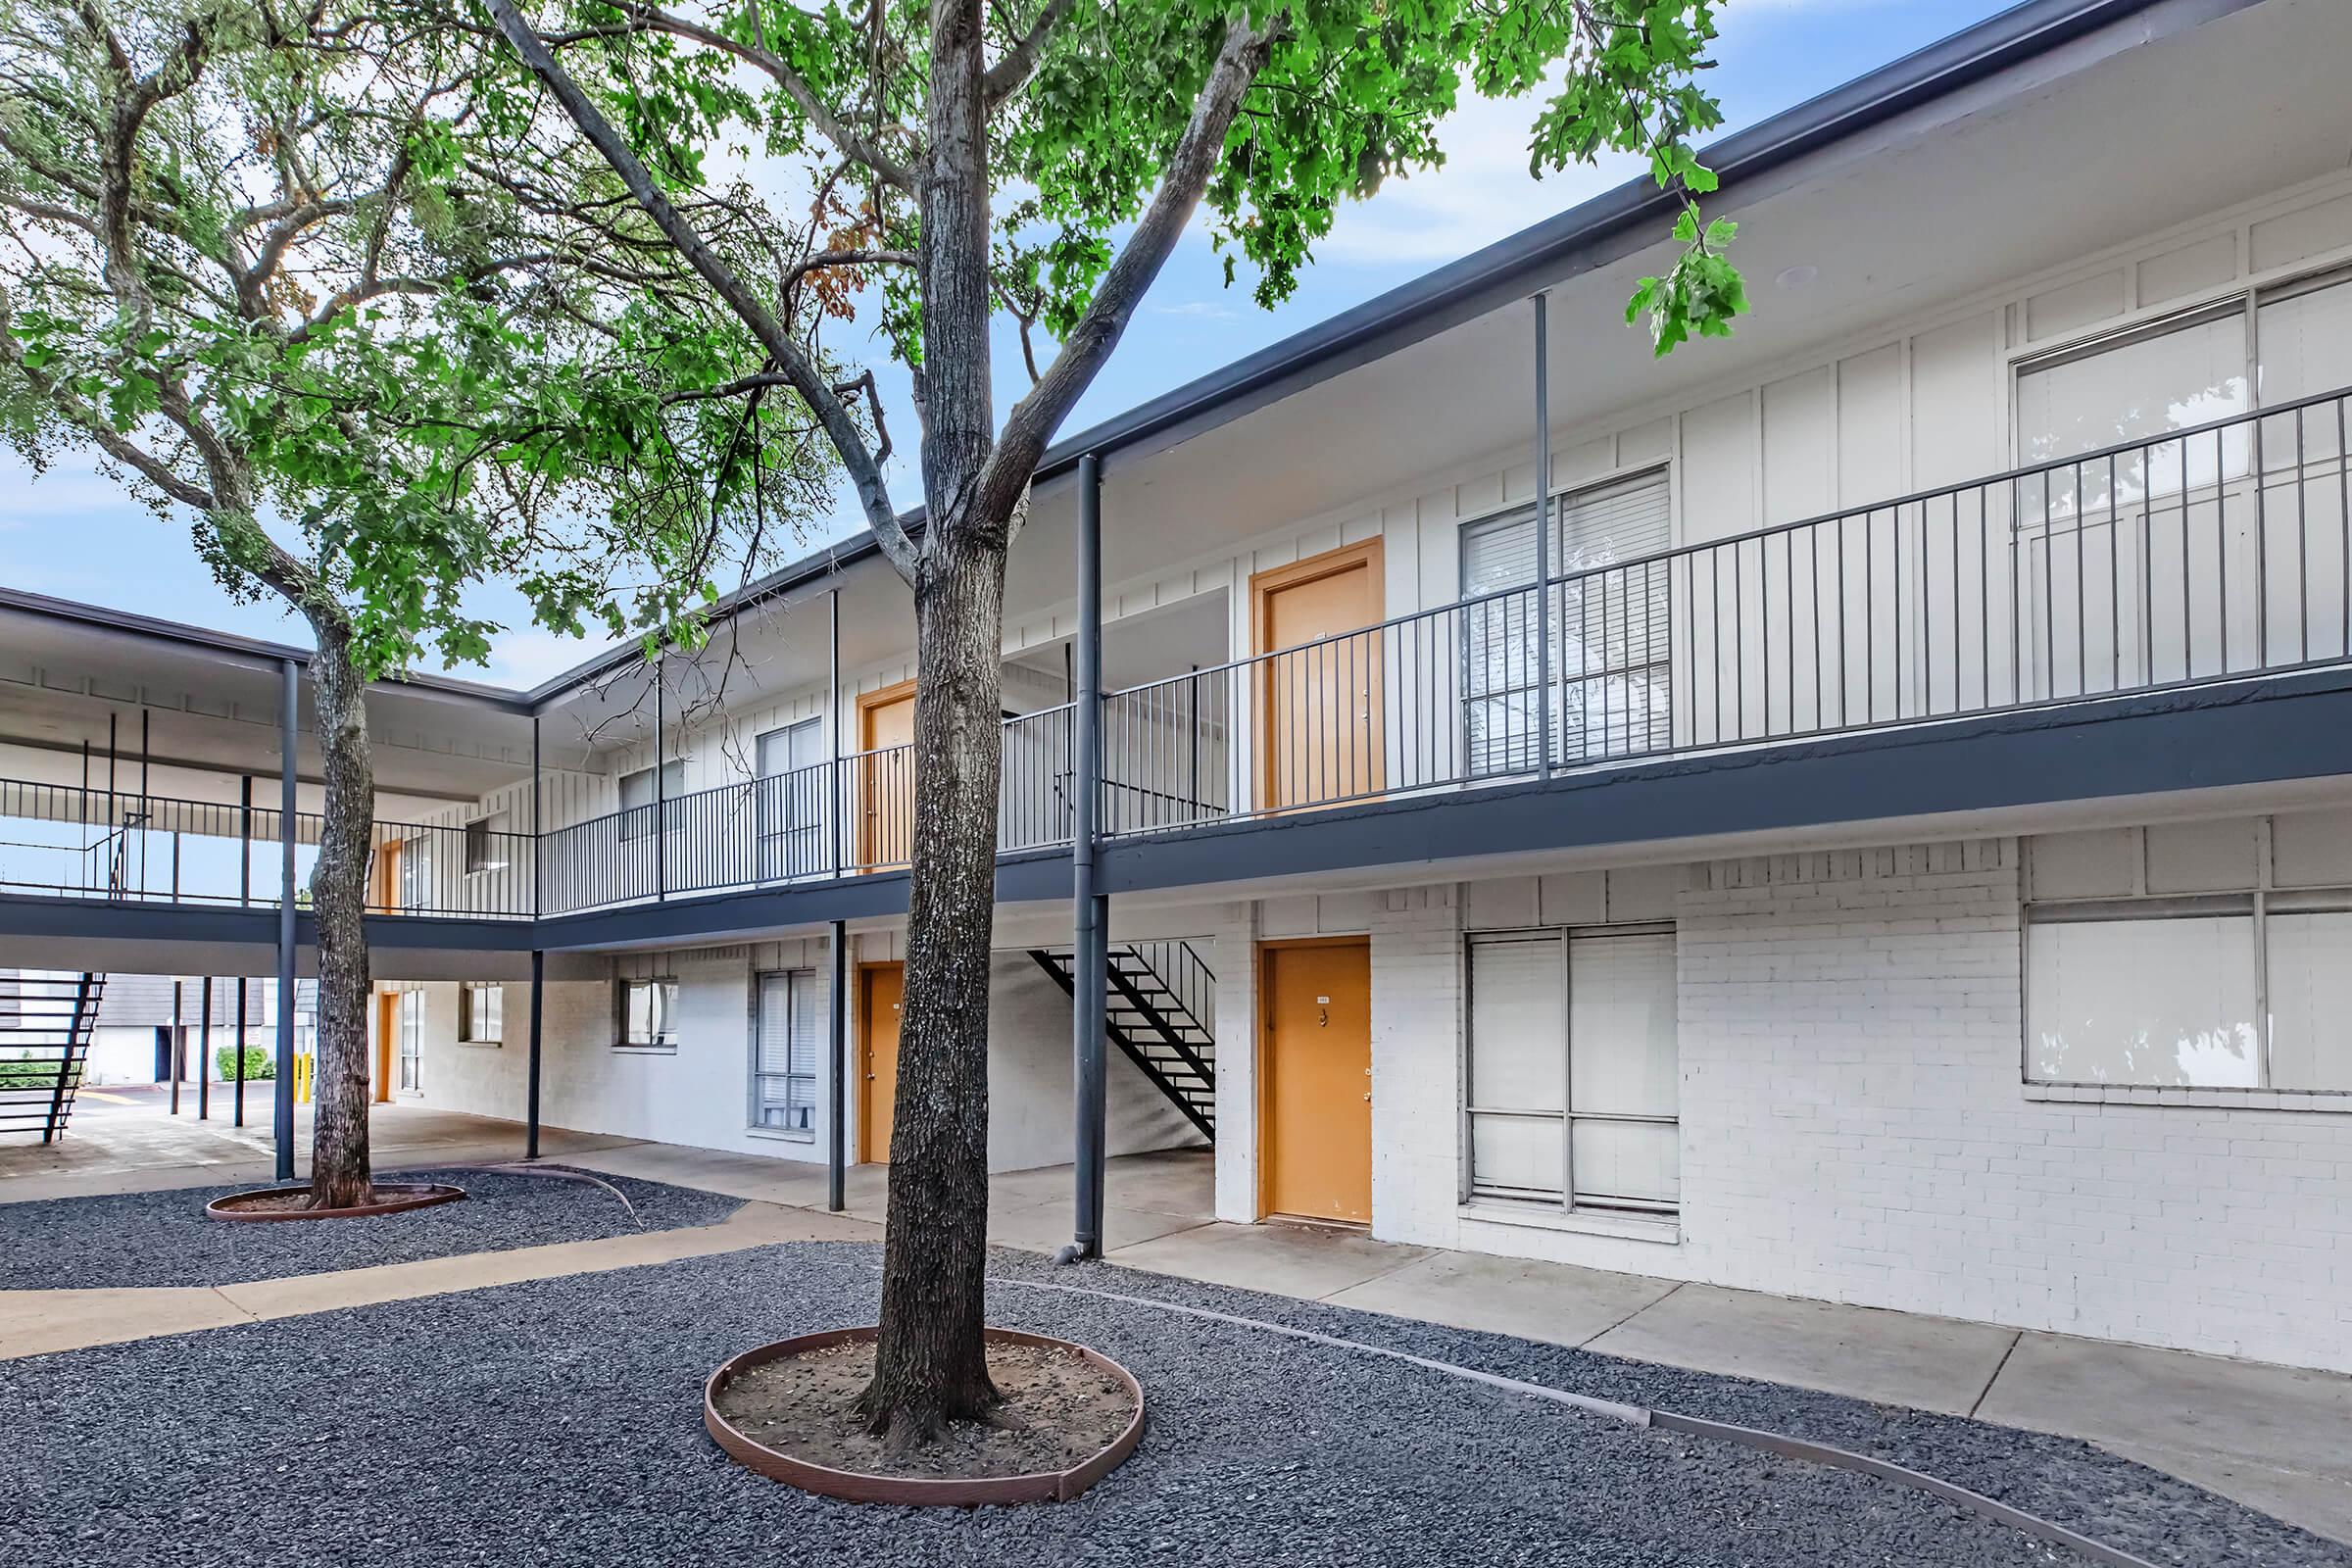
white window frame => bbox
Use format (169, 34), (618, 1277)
(617, 761), (685, 843)
(2021, 821), (2352, 1107)
(755, 718), (827, 882)
(616, 976), (679, 1051)
(395, 987), (422, 1095)
(464, 812), (510, 876)
(458, 980), (503, 1046)
(750, 967), (822, 1137)
(1456, 465), (1675, 776)
(1461, 921), (1680, 1222)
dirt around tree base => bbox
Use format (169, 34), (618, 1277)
(711, 1337), (1138, 1482)
(204, 1183), (466, 1222)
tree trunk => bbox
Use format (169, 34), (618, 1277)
(306, 618), (376, 1209)
(858, 534), (1009, 1449)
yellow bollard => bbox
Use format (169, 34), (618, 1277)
(293, 1052), (314, 1105)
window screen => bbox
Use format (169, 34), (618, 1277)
(1461, 468), (1672, 774)
(1466, 926), (1679, 1217)
(756, 719), (827, 880)
(619, 978), (678, 1048)
(618, 761), (685, 842)
(753, 969), (824, 1132)
(2026, 914), (2259, 1087)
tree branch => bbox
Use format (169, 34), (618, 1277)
(485, 0), (919, 581)
(977, 17), (1273, 522)
(0, 293), (215, 511)
(545, 5), (918, 192)
(782, 246), (915, 292)
(982, 0), (1073, 108)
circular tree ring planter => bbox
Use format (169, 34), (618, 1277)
(705, 1326), (1146, 1506)
(204, 1183), (466, 1222)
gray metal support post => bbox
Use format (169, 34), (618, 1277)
(531, 713), (542, 917)
(1064, 451), (1109, 1262)
(170, 978), (182, 1114)
(828, 589), (842, 878)
(827, 917), (847, 1211)
(197, 975), (211, 1120)
(1535, 291), (1553, 780)
(525, 948), (545, 1159)
(273, 657), (298, 1182)
(234, 975), (248, 1127)
(239, 775), (252, 906)
(654, 669), (666, 901)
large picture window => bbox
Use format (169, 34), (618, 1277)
(752, 969), (823, 1134)
(1460, 468), (1673, 776)
(2026, 897), (2352, 1093)
(1465, 925), (1679, 1218)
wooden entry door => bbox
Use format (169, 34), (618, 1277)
(858, 682), (917, 869)
(1259, 937), (1373, 1224)
(1252, 541), (1385, 810)
(374, 992), (397, 1102)
(858, 962), (906, 1162)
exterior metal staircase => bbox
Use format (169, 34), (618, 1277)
(1029, 940), (1216, 1142)
(0, 972), (105, 1141)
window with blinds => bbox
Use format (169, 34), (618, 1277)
(618, 760), (685, 843)
(756, 718), (827, 880)
(1460, 467), (1673, 775)
(753, 968), (823, 1134)
(1464, 925), (1680, 1218)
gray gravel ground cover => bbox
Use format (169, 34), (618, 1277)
(981, 1247), (2351, 1568)
(6, 1238), (2339, 1568)
(0, 1167), (742, 1289)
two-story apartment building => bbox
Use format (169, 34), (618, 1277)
(7, 0), (2352, 1374)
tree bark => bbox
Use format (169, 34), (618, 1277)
(857, 531), (1009, 1448)
(306, 618), (376, 1209)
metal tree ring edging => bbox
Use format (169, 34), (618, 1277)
(203, 1182), (467, 1221)
(704, 1325), (1147, 1505)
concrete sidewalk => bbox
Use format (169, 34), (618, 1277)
(0, 1090), (627, 1202)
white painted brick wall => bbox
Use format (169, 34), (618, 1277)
(1360, 841), (2352, 1374)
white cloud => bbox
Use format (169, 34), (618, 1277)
(483, 627), (623, 690)
(1149, 299), (1241, 321)
(1308, 72), (1643, 267)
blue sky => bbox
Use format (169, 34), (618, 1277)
(0, 0), (2014, 688)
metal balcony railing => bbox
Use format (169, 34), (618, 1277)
(535, 704), (1081, 914)
(7, 387), (2348, 923)
(0, 779), (535, 918)
(1099, 384), (2352, 831)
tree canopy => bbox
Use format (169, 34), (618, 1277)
(482, 0), (1745, 1449)
(0, 0), (844, 678)
(485, 0), (1741, 578)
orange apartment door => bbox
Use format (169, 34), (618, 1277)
(373, 991), (397, 1102)
(1252, 541), (1385, 810)
(1259, 937), (1373, 1224)
(370, 838), (402, 914)
(858, 962), (906, 1161)
(858, 682), (917, 869)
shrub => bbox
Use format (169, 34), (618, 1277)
(0, 1057), (80, 1089)
(217, 1046), (275, 1081)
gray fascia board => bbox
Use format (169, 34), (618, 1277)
(14, 666), (2352, 952)
(1094, 664), (2352, 894)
